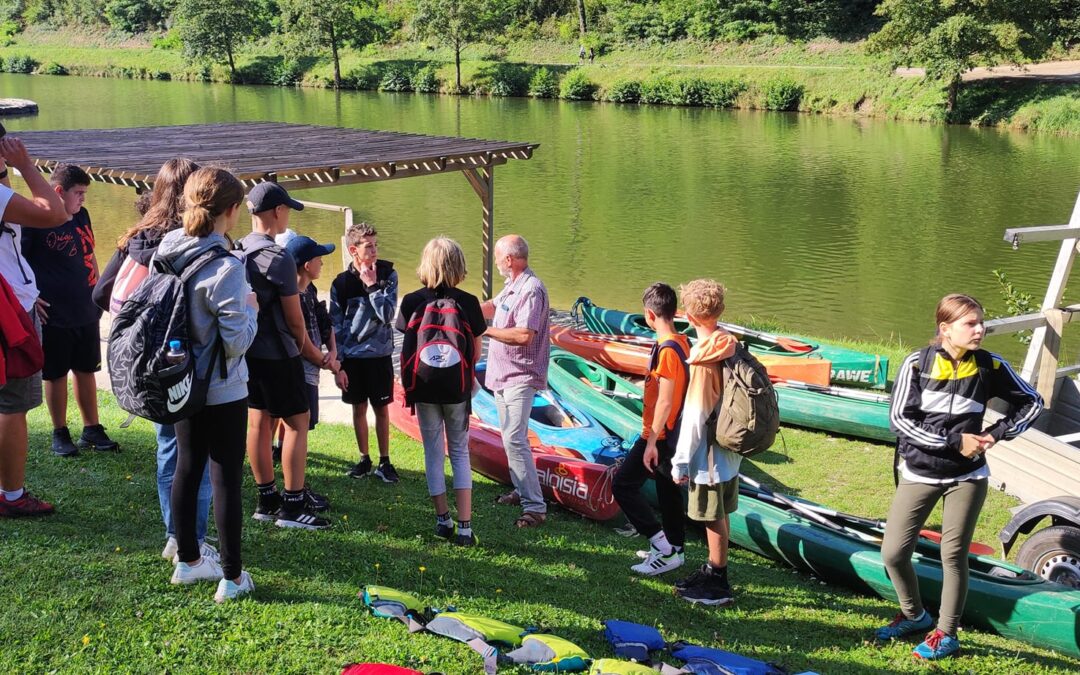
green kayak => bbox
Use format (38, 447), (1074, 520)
(732, 483), (1080, 659)
(774, 381), (894, 443)
(572, 296), (888, 389)
(547, 349), (644, 444)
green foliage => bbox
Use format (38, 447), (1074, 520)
(175, 0), (262, 77)
(345, 63), (381, 89)
(639, 73), (675, 104)
(104, 0), (172, 33)
(279, 0), (381, 87)
(603, 77), (641, 103)
(703, 76), (746, 107)
(378, 63), (412, 91)
(0, 20), (19, 46)
(559, 67), (595, 100)
(761, 76), (803, 110)
(151, 29), (182, 51)
(410, 0), (511, 88)
(992, 268), (1035, 345)
(527, 66), (558, 98)
(2, 53), (37, 72)
(478, 62), (530, 96)
(411, 63), (440, 92)
(37, 60), (66, 74)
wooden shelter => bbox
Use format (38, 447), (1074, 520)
(14, 122), (538, 299)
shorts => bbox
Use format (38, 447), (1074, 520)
(247, 356), (309, 418)
(306, 382), (319, 431)
(41, 321), (102, 381)
(341, 356), (393, 408)
(687, 475), (740, 522)
(0, 313), (43, 414)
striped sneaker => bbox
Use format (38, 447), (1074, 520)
(275, 507), (331, 530)
(913, 629), (960, 660)
(631, 546), (684, 576)
(874, 610), (933, 641)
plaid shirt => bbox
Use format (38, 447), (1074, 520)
(485, 267), (549, 392)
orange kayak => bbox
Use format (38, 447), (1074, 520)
(550, 325), (831, 386)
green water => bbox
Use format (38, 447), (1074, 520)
(3, 73), (1079, 354)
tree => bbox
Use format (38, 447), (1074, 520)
(280, 0), (380, 88)
(411, 0), (509, 91)
(576, 0), (587, 39)
(868, 0), (1051, 115)
(175, 0), (261, 81)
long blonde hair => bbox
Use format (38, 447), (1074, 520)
(417, 237), (467, 289)
(182, 168), (244, 238)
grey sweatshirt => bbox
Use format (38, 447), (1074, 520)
(155, 230), (258, 406)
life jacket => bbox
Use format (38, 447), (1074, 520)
(589, 659), (656, 675)
(669, 642), (788, 675)
(603, 620), (666, 662)
(505, 633), (590, 672)
(361, 585), (427, 632)
(425, 611), (525, 675)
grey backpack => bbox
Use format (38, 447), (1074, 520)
(708, 343), (780, 458)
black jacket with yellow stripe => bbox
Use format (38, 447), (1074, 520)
(889, 345), (1043, 479)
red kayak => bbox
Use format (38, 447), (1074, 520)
(387, 386), (622, 521)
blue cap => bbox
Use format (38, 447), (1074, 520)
(285, 235), (336, 266)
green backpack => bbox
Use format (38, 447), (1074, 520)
(709, 343), (780, 458)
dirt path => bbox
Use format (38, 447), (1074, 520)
(896, 60), (1080, 82)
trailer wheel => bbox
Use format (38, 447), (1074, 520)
(1016, 526), (1080, 587)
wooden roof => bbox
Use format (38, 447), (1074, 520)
(14, 122), (537, 191)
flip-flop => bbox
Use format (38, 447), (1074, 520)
(515, 512), (546, 528)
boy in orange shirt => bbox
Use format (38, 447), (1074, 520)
(612, 283), (692, 575)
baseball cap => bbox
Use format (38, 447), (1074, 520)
(286, 235), (336, 266)
(247, 182), (304, 214)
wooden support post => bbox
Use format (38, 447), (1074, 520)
(1037, 309), (1065, 406)
(463, 167), (495, 300)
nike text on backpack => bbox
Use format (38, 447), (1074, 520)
(107, 247), (231, 424)
(401, 294), (475, 405)
(708, 343), (780, 458)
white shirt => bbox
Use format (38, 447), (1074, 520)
(0, 184), (40, 311)
(899, 459), (990, 485)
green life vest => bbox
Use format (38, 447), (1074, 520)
(589, 658), (656, 675)
(507, 633), (590, 672)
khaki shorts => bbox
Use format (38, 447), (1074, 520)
(687, 476), (740, 522)
(0, 312), (43, 415)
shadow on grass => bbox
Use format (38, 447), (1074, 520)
(953, 80), (1080, 126)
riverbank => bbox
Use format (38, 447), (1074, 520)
(4, 385), (1079, 673)
(2, 29), (1079, 135)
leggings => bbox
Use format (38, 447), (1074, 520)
(880, 478), (988, 635)
(173, 399), (249, 580)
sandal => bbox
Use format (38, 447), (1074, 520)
(514, 511), (546, 529)
(495, 491), (521, 506)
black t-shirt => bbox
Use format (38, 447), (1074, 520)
(396, 285), (487, 402)
(21, 208), (103, 328)
(238, 233), (300, 359)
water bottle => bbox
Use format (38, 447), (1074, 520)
(164, 339), (186, 366)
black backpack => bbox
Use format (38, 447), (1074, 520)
(400, 291), (476, 406)
(648, 338), (690, 451)
(107, 247), (231, 424)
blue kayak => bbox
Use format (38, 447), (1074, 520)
(474, 361), (625, 464)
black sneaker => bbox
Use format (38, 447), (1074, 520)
(675, 564), (711, 592)
(51, 427), (79, 457)
(304, 486), (330, 513)
(454, 532), (478, 547)
(374, 460), (400, 484)
(77, 424), (119, 452)
(275, 506), (331, 530)
(676, 567), (734, 606)
(252, 491), (282, 522)
(435, 521), (455, 540)
(271, 442), (282, 465)
(346, 456), (372, 479)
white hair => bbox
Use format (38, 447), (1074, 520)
(498, 235), (529, 260)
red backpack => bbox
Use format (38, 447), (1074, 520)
(400, 293), (476, 406)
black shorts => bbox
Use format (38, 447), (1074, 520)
(306, 382), (319, 431)
(247, 356), (310, 418)
(341, 356), (394, 408)
(41, 321), (102, 381)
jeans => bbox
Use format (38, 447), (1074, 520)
(417, 401), (472, 497)
(156, 423), (211, 543)
(494, 384), (546, 514)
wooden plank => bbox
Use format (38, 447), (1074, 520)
(1004, 224), (1080, 245)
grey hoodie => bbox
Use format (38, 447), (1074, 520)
(155, 229), (258, 406)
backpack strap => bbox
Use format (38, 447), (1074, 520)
(177, 247), (233, 380)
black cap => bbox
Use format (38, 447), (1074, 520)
(285, 235), (336, 266)
(247, 182), (304, 214)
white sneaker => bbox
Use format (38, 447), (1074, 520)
(172, 541), (221, 565)
(170, 557), (224, 585)
(631, 547), (685, 576)
(161, 537), (178, 561)
(215, 571), (255, 603)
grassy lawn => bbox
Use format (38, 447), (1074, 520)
(2, 385), (1078, 674)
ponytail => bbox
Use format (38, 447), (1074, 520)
(182, 168), (244, 238)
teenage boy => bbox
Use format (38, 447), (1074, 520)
(285, 235), (340, 432)
(21, 165), (117, 457)
(239, 182), (330, 530)
(670, 279), (740, 605)
(0, 133), (70, 517)
(330, 222), (399, 483)
(612, 283), (690, 575)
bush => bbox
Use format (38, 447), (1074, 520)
(703, 78), (747, 108)
(379, 65), (412, 92)
(346, 64), (381, 90)
(481, 63), (530, 97)
(604, 78), (641, 103)
(3, 55), (38, 74)
(0, 20), (18, 47)
(639, 74), (676, 104)
(668, 76), (708, 106)
(272, 60), (303, 87)
(559, 69), (596, 101)
(151, 70), (171, 81)
(151, 30), (182, 51)
(761, 77), (804, 111)
(38, 62), (67, 76)
(528, 67), (559, 98)
(411, 65), (439, 93)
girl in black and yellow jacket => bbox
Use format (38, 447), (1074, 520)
(875, 294), (1042, 660)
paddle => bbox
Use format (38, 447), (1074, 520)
(737, 473), (878, 541)
(717, 321), (816, 354)
(770, 378), (891, 404)
(564, 330), (659, 348)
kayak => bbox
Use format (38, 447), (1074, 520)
(473, 361), (626, 465)
(547, 349), (645, 444)
(732, 480), (1080, 659)
(773, 380), (894, 443)
(550, 325), (830, 386)
(572, 296), (888, 389)
(386, 385), (622, 521)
